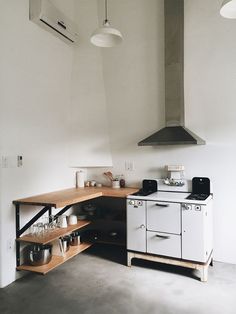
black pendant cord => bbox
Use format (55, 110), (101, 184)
(104, 0), (108, 24)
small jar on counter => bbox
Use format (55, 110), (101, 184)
(112, 180), (120, 189)
(119, 175), (125, 188)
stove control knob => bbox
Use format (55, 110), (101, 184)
(129, 200), (135, 205)
(137, 201), (143, 206)
(195, 205), (201, 211)
(139, 224), (146, 229)
(182, 204), (192, 210)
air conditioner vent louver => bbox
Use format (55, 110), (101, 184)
(30, 0), (78, 45)
(39, 19), (74, 43)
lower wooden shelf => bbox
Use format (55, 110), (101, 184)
(16, 220), (91, 245)
(16, 242), (92, 275)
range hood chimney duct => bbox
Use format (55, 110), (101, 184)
(138, 0), (205, 146)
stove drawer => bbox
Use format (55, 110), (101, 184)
(147, 201), (181, 234)
(147, 231), (181, 258)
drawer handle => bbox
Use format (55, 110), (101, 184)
(155, 234), (170, 239)
(155, 203), (169, 207)
(139, 224), (146, 229)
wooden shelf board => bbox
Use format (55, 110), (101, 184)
(98, 187), (139, 198)
(16, 243), (92, 274)
(13, 187), (139, 208)
(17, 220), (91, 245)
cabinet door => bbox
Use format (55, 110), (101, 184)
(127, 200), (146, 252)
(182, 204), (206, 262)
(147, 231), (181, 258)
(147, 201), (181, 234)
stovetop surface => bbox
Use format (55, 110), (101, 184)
(128, 190), (212, 205)
(186, 193), (209, 201)
(132, 189), (156, 197)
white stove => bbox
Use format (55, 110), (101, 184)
(127, 178), (213, 264)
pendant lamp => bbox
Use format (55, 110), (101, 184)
(90, 0), (123, 47)
(220, 0), (236, 18)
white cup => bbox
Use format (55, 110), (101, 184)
(68, 215), (77, 225)
(112, 180), (120, 189)
(58, 215), (68, 228)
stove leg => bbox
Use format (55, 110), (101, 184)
(200, 266), (208, 282)
(127, 252), (134, 267)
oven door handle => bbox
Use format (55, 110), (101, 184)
(155, 203), (169, 207)
(155, 234), (170, 239)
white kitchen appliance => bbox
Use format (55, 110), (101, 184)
(29, 0), (78, 44)
(127, 177), (213, 265)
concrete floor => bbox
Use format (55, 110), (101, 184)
(0, 244), (236, 314)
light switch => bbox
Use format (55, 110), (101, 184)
(17, 156), (23, 167)
(125, 161), (134, 171)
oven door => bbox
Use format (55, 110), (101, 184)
(147, 231), (181, 258)
(147, 201), (181, 234)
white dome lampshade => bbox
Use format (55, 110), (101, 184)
(91, 21), (123, 48)
(90, 0), (123, 47)
(220, 0), (236, 18)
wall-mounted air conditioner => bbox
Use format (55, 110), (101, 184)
(29, 0), (78, 44)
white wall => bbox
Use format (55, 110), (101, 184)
(89, 0), (236, 264)
(184, 0), (236, 264)
(0, 0), (111, 288)
(0, 0), (75, 287)
(68, 0), (112, 168)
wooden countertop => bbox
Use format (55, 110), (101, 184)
(13, 187), (139, 208)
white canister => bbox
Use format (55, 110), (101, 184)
(112, 180), (120, 189)
(68, 215), (77, 225)
(76, 171), (85, 188)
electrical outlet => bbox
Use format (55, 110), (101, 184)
(125, 161), (134, 171)
(7, 239), (14, 250)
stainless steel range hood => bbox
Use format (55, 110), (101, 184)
(138, 0), (205, 146)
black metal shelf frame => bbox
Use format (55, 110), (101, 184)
(14, 203), (72, 267)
